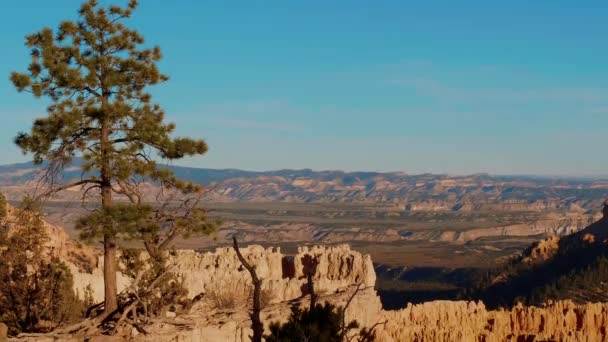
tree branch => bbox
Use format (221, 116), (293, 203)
(36, 178), (102, 200)
(340, 283), (363, 338)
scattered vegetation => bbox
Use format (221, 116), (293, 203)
(0, 199), (83, 336)
(205, 282), (249, 310)
(205, 281), (274, 311)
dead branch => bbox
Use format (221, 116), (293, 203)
(35, 178), (102, 201)
(149, 318), (195, 326)
(357, 320), (388, 342)
(113, 300), (139, 335)
(232, 237), (263, 342)
(338, 283), (365, 341)
(111, 266), (173, 334)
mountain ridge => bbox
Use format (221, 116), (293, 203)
(2, 158), (608, 183)
(1, 159), (608, 212)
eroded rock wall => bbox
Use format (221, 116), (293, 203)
(171, 244), (375, 304)
(71, 244), (376, 305)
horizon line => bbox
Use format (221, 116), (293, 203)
(1, 158), (608, 180)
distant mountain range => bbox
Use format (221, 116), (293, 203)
(1, 159), (608, 211)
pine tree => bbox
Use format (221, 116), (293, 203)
(10, 0), (208, 315)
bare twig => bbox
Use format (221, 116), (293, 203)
(337, 283), (368, 341)
(35, 178), (102, 201)
(112, 266), (173, 335)
(357, 320), (388, 342)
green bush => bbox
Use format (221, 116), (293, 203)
(0, 193), (6, 218)
(266, 303), (348, 342)
(266, 302), (376, 342)
(0, 200), (84, 335)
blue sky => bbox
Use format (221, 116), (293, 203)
(1, 1), (608, 175)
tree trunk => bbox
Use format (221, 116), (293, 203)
(101, 120), (118, 314)
(103, 233), (117, 314)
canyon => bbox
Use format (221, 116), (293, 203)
(3, 162), (608, 340)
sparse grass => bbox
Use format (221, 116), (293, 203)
(258, 288), (273, 308)
(205, 282), (249, 310)
(205, 283), (275, 310)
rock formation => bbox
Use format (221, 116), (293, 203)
(70, 244), (376, 305)
(378, 300), (608, 341)
(520, 235), (561, 265)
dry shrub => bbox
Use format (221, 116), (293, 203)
(119, 249), (192, 318)
(206, 282), (249, 310)
(258, 288), (274, 308)
(205, 282), (275, 311)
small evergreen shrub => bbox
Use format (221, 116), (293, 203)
(266, 302), (376, 342)
(0, 193), (7, 219)
(0, 200), (84, 335)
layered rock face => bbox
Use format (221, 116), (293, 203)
(70, 244), (376, 305)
